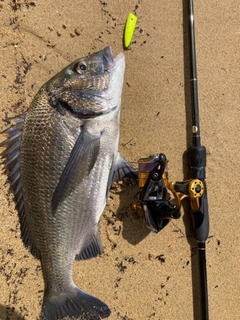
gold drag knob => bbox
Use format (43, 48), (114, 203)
(189, 179), (204, 198)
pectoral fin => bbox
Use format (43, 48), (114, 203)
(112, 153), (138, 184)
(52, 128), (101, 215)
(106, 153), (138, 198)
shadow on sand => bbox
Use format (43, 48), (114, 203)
(0, 304), (23, 320)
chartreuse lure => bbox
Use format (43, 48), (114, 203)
(124, 12), (138, 48)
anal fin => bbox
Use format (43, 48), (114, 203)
(76, 232), (103, 261)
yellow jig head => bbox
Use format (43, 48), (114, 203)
(124, 12), (138, 48)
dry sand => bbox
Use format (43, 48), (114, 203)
(0, 1), (239, 319)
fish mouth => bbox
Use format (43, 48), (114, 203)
(103, 46), (124, 70)
(58, 99), (118, 119)
(103, 46), (114, 69)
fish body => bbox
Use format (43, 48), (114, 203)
(1, 47), (137, 319)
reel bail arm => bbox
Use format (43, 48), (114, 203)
(135, 153), (178, 233)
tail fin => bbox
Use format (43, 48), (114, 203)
(40, 287), (111, 320)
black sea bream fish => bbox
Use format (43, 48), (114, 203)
(0, 46), (137, 320)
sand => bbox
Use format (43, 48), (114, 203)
(0, 0), (239, 319)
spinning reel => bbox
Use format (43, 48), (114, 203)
(134, 153), (205, 234)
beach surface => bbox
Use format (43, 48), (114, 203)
(0, 1), (239, 319)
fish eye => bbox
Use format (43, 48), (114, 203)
(75, 61), (88, 74)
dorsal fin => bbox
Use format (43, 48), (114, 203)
(0, 115), (40, 259)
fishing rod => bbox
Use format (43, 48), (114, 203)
(188, 1), (209, 318)
(132, 0), (209, 319)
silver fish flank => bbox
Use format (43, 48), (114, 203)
(1, 46), (137, 320)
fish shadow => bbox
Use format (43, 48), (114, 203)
(0, 304), (23, 320)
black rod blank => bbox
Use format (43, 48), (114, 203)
(198, 242), (209, 320)
(189, 0), (201, 148)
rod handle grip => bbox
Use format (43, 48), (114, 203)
(188, 145), (206, 179)
(188, 145), (209, 242)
